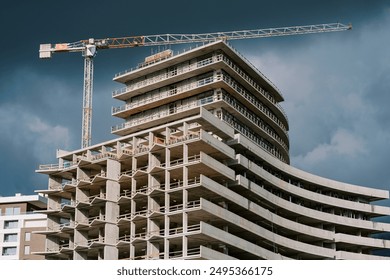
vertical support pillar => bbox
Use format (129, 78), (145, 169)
(182, 211), (188, 258)
(104, 158), (120, 260)
(73, 167), (90, 260)
(147, 193), (160, 259)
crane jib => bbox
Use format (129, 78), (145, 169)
(39, 22), (351, 148)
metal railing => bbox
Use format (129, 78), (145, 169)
(112, 51), (287, 125)
(221, 72), (288, 133)
(47, 221), (75, 231)
(161, 154), (201, 168)
(111, 81), (288, 153)
(117, 224), (201, 244)
(111, 91), (222, 133)
(220, 91), (289, 151)
(112, 55), (219, 97)
(117, 200), (200, 221)
(166, 131), (200, 145)
(220, 109), (287, 162)
(90, 152), (117, 161)
(112, 87), (288, 154)
(119, 177), (199, 200)
(38, 161), (77, 171)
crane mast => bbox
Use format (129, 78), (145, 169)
(39, 23), (351, 149)
(82, 55), (94, 149)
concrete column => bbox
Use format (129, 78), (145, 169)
(148, 132), (154, 151)
(165, 145), (171, 170)
(183, 210), (188, 257)
(163, 215), (169, 259)
(73, 251), (88, 260)
(130, 220), (135, 259)
(148, 240), (160, 259)
(183, 143), (188, 164)
(45, 235), (59, 254)
(98, 249), (104, 260)
(73, 228), (88, 259)
(182, 236), (188, 258)
(183, 122), (188, 137)
(104, 158), (120, 260)
(164, 138), (170, 259)
(48, 175), (61, 191)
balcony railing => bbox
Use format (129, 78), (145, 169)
(119, 177), (199, 200)
(220, 53), (288, 122)
(117, 224), (201, 244)
(112, 88), (288, 154)
(119, 165), (148, 178)
(47, 221), (75, 231)
(220, 91), (289, 151)
(38, 161), (77, 171)
(221, 72), (288, 134)
(112, 55), (219, 97)
(220, 109), (287, 163)
(90, 152), (117, 161)
(117, 201), (200, 221)
(160, 154), (201, 168)
(74, 237), (106, 248)
(111, 90), (223, 133)
(112, 51), (287, 124)
(167, 131), (200, 145)
(112, 76), (217, 115)
(61, 179), (78, 188)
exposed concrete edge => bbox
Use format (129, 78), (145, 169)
(237, 154), (390, 216)
(200, 152), (235, 180)
(200, 129), (235, 159)
(200, 107), (235, 138)
(235, 134), (389, 199)
(237, 175), (390, 232)
(201, 175), (334, 241)
(201, 198), (335, 259)
(200, 246), (237, 260)
(200, 221), (291, 260)
(335, 250), (390, 260)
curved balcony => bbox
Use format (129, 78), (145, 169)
(112, 53), (287, 125)
(112, 73), (288, 140)
(236, 175), (390, 233)
(112, 55), (221, 100)
(111, 91), (288, 161)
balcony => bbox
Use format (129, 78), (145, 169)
(112, 55), (222, 100)
(220, 92), (289, 152)
(111, 91), (224, 136)
(75, 215), (106, 230)
(221, 110), (287, 163)
(112, 90), (288, 159)
(36, 161), (77, 174)
(112, 76), (220, 118)
(112, 52), (287, 125)
(117, 224), (201, 247)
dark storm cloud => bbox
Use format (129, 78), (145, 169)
(246, 7), (390, 194)
(0, 0), (390, 198)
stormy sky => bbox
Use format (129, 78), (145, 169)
(0, 0), (390, 206)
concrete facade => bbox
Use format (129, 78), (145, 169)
(36, 41), (390, 259)
(0, 194), (47, 260)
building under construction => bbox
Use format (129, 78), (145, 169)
(36, 40), (390, 260)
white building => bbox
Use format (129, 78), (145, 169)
(0, 193), (47, 260)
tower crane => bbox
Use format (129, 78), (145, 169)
(39, 23), (351, 149)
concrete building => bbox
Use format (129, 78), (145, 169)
(36, 40), (390, 260)
(0, 193), (47, 260)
